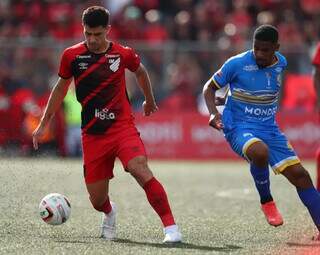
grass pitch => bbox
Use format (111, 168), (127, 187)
(0, 158), (319, 255)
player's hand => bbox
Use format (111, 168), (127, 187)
(215, 96), (226, 106)
(208, 113), (223, 130)
(32, 124), (45, 150)
(142, 100), (158, 116)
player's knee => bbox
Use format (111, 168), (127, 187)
(251, 145), (269, 166)
(127, 156), (148, 173)
(127, 156), (153, 183)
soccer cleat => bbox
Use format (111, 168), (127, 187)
(163, 225), (182, 243)
(261, 201), (284, 227)
(101, 201), (116, 240)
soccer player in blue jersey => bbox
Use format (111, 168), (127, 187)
(203, 24), (320, 240)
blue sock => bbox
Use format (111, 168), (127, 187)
(250, 164), (273, 204)
(297, 187), (320, 231)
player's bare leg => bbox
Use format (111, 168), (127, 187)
(127, 155), (182, 243)
(281, 164), (320, 240)
(246, 141), (283, 226)
(86, 179), (116, 240)
(281, 164), (313, 188)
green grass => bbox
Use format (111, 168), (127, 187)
(0, 158), (319, 254)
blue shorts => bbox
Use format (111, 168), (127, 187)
(223, 126), (300, 174)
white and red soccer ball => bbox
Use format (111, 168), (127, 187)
(39, 193), (71, 225)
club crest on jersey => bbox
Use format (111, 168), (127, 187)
(108, 57), (120, 72)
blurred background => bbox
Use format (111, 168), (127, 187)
(0, 0), (319, 159)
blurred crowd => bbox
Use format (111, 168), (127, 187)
(0, 0), (319, 156)
(1, 0), (319, 44)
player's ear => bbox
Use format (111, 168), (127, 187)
(274, 43), (280, 51)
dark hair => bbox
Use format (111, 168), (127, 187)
(82, 6), (110, 27)
(253, 24), (278, 43)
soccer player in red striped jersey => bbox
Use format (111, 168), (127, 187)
(312, 42), (320, 192)
(32, 6), (182, 243)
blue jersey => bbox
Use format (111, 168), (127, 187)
(212, 50), (287, 130)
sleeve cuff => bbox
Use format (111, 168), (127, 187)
(211, 77), (221, 89)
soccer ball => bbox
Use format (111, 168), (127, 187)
(39, 193), (71, 225)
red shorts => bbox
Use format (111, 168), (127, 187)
(82, 124), (146, 184)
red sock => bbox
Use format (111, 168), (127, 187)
(317, 148), (320, 191)
(143, 177), (175, 227)
(90, 196), (112, 214)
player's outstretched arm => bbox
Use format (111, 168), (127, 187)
(32, 77), (72, 149)
(314, 66), (320, 110)
(202, 78), (223, 130)
(134, 63), (158, 116)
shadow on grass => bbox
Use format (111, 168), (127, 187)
(55, 240), (92, 244)
(114, 238), (242, 252)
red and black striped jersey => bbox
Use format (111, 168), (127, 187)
(58, 41), (140, 135)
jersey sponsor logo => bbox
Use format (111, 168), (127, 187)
(95, 108), (115, 120)
(77, 55), (91, 59)
(243, 65), (258, 71)
(109, 58), (120, 72)
(106, 54), (120, 58)
(78, 62), (88, 70)
(244, 106), (277, 117)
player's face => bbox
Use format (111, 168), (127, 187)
(83, 25), (110, 52)
(253, 40), (279, 67)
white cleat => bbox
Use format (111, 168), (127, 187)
(163, 225), (182, 243)
(101, 201), (116, 240)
